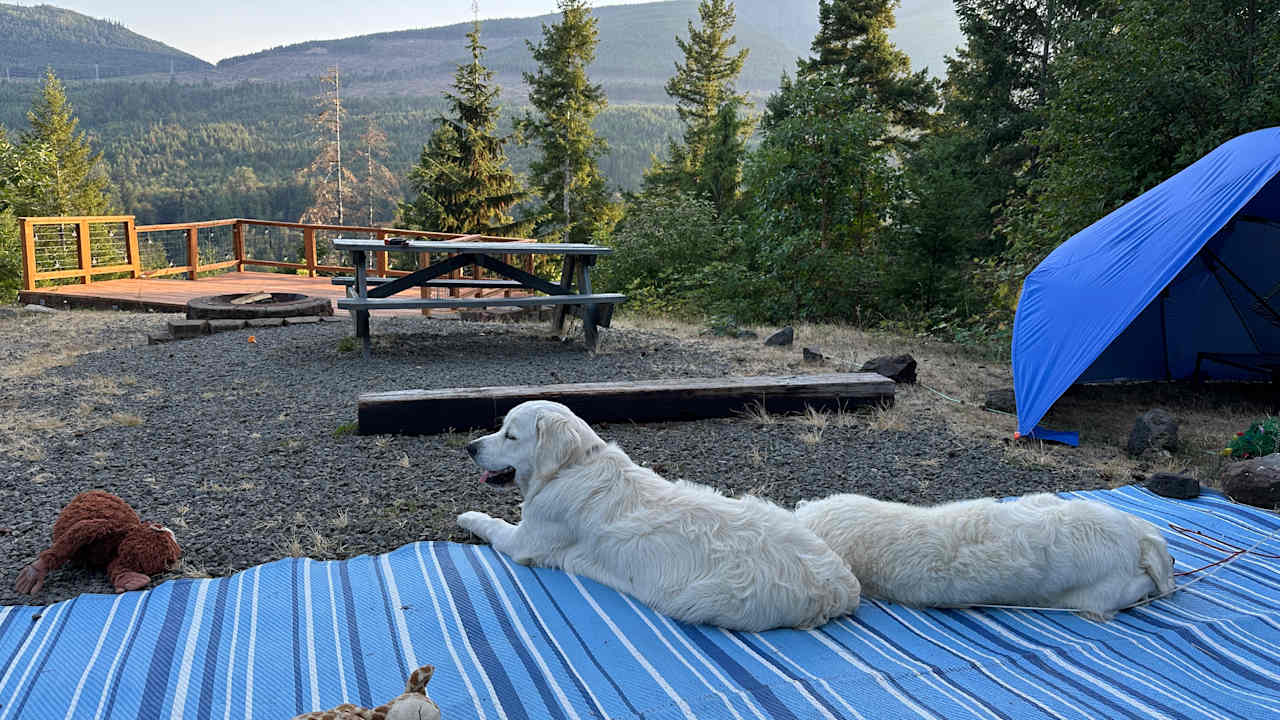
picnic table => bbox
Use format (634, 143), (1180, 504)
(331, 237), (625, 353)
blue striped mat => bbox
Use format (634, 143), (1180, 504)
(2, 486), (1278, 720)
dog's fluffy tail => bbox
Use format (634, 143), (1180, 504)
(1137, 527), (1176, 596)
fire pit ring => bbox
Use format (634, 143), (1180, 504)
(186, 292), (334, 320)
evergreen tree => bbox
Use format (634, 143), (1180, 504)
(299, 67), (357, 225)
(798, 0), (937, 132)
(521, 0), (618, 244)
(696, 99), (749, 216)
(665, 0), (749, 157)
(400, 23), (531, 236)
(15, 68), (111, 216)
(647, 0), (752, 212)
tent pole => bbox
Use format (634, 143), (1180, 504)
(1203, 248), (1280, 326)
(1203, 252), (1264, 353)
(1159, 291), (1171, 380)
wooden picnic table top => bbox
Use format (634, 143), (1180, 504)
(331, 237), (612, 255)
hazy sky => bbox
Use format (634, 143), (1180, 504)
(40, 1), (646, 63)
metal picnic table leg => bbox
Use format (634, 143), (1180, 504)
(353, 250), (371, 356)
(551, 255), (577, 335)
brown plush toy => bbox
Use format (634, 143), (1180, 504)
(292, 665), (441, 720)
(15, 490), (182, 595)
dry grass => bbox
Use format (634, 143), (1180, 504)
(614, 316), (1278, 488)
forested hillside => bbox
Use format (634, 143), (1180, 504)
(0, 81), (679, 224)
(0, 3), (211, 80)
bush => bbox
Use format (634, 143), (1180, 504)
(597, 192), (737, 317)
(0, 210), (19, 304)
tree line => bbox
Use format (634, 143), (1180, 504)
(3, 0), (1278, 349)
(605, 0), (1280, 346)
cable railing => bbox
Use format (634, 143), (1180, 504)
(18, 216), (538, 297)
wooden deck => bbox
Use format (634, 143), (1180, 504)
(17, 271), (510, 315)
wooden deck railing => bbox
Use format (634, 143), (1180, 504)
(18, 216), (537, 294)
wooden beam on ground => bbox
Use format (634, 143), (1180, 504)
(358, 373), (895, 435)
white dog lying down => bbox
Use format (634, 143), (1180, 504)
(458, 400), (861, 631)
(795, 492), (1175, 621)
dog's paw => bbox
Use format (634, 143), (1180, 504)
(457, 511), (492, 538)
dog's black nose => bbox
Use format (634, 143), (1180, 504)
(466, 440), (478, 458)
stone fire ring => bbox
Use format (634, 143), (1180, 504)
(186, 293), (334, 320)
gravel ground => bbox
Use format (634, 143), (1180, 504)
(0, 310), (1106, 606)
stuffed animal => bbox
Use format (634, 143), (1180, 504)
(15, 490), (182, 595)
(292, 665), (441, 720)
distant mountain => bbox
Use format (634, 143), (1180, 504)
(0, 1), (959, 100)
(0, 3), (211, 81)
(192, 0), (959, 101)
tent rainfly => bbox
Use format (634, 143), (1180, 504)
(1012, 127), (1280, 440)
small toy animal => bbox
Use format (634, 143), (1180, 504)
(292, 665), (441, 720)
(15, 490), (182, 595)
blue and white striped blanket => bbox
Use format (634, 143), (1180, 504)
(2, 486), (1278, 719)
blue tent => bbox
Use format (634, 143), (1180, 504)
(1013, 127), (1280, 439)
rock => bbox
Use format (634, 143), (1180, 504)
(167, 319), (207, 338)
(802, 347), (826, 364)
(0, 306), (17, 319)
(1145, 472), (1200, 499)
(207, 319), (246, 333)
(764, 326), (794, 347)
(1126, 408), (1179, 456)
(147, 332), (176, 345)
(246, 318), (284, 328)
(283, 315), (321, 325)
(23, 304), (57, 314)
(983, 387), (1017, 414)
(1221, 453), (1280, 509)
(859, 354), (917, 384)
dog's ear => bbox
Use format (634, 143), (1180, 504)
(534, 411), (583, 481)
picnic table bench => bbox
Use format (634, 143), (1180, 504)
(332, 237), (625, 353)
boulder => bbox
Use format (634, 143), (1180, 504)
(1126, 408), (1179, 456)
(764, 326), (794, 347)
(983, 387), (1017, 414)
(802, 347), (826, 364)
(859, 354), (917, 384)
(23, 303), (57, 314)
(1221, 453), (1280, 509)
(1144, 472), (1200, 499)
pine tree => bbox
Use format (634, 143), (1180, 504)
(400, 22), (531, 236)
(521, 0), (618, 244)
(666, 0), (750, 156)
(355, 119), (399, 227)
(800, 0), (937, 132)
(299, 67), (358, 225)
(16, 68), (111, 216)
(648, 0), (753, 210)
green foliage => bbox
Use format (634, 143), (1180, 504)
(648, 0), (754, 216)
(14, 69), (112, 217)
(724, 73), (896, 323)
(798, 0), (938, 133)
(522, 0), (620, 244)
(401, 24), (533, 236)
(1228, 417), (1280, 460)
(0, 207), (17, 304)
(1005, 0), (1280, 269)
(884, 128), (1004, 316)
(597, 192), (736, 316)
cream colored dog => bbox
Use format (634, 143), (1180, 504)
(459, 400), (861, 631)
(795, 492), (1175, 621)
